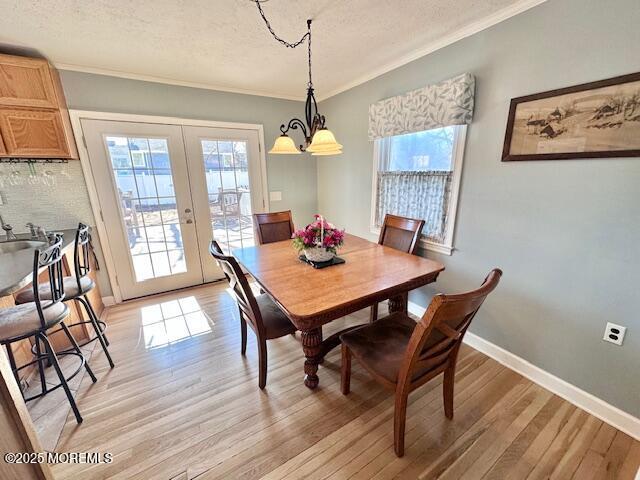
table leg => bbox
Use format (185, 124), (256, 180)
(301, 328), (322, 389)
(388, 292), (408, 314)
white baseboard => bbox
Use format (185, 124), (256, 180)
(101, 296), (115, 307)
(407, 301), (640, 441)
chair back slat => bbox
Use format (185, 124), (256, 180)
(398, 269), (503, 389)
(209, 240), (265, 335)
(378, 214), (425, 254)
(32, 234), (66, 330)
(73, 223), (92, 293)
(253, 210), (295, 245)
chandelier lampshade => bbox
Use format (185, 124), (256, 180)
(269, 134), (301, 154)
(306, 128), (342, 153)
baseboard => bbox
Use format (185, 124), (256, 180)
(101, 296), (115, 307)
(407, 301), (640, 441)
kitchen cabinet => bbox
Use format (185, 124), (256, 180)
(0, 54), (78, 159)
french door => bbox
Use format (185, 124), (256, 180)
(80, 119), (265, 300)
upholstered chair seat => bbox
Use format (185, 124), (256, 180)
(0, 302), (68, 341)
(340, 313), (447, 383)
(255, 294), (296, 339)
(15, 276), (94, 304)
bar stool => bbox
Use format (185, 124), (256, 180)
(14, 223), (114, 368)
(0, 235), (97, 424)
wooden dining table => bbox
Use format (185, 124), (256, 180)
(232, 233), (445, 389)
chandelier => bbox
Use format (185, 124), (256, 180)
(252, 1), (342, 156)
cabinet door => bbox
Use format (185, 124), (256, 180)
(0, 108), (72, 158)
(0, 131), (6, 155)
(0, 55), (58, 109)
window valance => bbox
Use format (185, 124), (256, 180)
(368, 73), (475, 141)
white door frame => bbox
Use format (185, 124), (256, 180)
(69, 110), (269, 304)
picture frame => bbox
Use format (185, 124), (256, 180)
(502, 72), (640, 161)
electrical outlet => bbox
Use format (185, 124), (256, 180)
(603, 322), (626, 346)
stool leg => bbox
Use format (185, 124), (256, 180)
(77, 297), (114, 368)
(60, 322), (97, 383)
(34, 337), (48, 396)
(4, 344), (23, 395)
(84, 295), (109, 346)
(38, 332), (83, 424)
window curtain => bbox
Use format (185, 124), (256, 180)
(376, 171), (453, 243)
(368, 73), (475, 141)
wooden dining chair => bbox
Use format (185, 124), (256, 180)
(340, 268), (502, 457)
(253, 210), (295, 245)
(209, 240), (296, 389)
(371, 214), (426, 322)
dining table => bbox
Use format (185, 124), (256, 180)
(232, 233), (445, 389)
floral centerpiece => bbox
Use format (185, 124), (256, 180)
(292, 215), (345, 263)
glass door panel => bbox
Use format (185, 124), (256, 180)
(107, 136), (188, 282)
(200, 139), (254, 252)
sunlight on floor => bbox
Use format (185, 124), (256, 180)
(140, 295), (213, 349)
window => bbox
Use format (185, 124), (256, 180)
(371, 125), (467, 255)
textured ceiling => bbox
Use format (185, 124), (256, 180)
(0, 0), (543, 100)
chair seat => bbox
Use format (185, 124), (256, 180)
(340, 312), (446, 384)
(15, 276), (95, 304)
(256, 294), (296, 339)
(0, 302), (68, 341)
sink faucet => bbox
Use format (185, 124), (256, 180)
(0, 215), (17, 240)
(26, 222), (47, 240)
(26, 222), (38, 239)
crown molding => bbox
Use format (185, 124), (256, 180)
(54, 63), (305, 102)
(317, 0), (548, 101)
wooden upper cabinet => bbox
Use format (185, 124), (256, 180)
(0, 54), (78, 159)
(0, 109), (70, 158)
(0, 55), (58, 109)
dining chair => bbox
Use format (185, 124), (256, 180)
(253, 210), (295, 245)
(371, 214), (426, 322)
(15, 223), (114, 368)
(340, 268), (502, 457)
(0, 235), (97, 424)
(209, 240), (296, 389)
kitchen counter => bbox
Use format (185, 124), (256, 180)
(0, 229), (76, 296)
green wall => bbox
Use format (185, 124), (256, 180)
(59, 70), (317, 226)
(317, 0), (640, 416)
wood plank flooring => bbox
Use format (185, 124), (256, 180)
(51, 282), (640, 479)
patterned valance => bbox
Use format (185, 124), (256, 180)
(368, 73), (475, 141)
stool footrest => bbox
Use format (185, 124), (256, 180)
(21, 351), (87, 402)
(32, 320), (107, 355)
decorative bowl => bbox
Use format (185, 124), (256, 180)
(304, 247), (335, 263)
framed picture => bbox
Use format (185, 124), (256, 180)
(502, 72), (640, 161)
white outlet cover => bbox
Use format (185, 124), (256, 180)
(603, 322), (626, 346)
(269, 191), (282, 202)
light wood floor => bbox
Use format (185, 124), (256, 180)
(51, 282), (640, 480)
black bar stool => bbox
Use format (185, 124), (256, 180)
(0, 234), (97, 424)
(15, 223), (114, 368)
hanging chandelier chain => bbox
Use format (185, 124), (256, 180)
(307, 20), (312, 88)
(253, 0), (310, 49)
